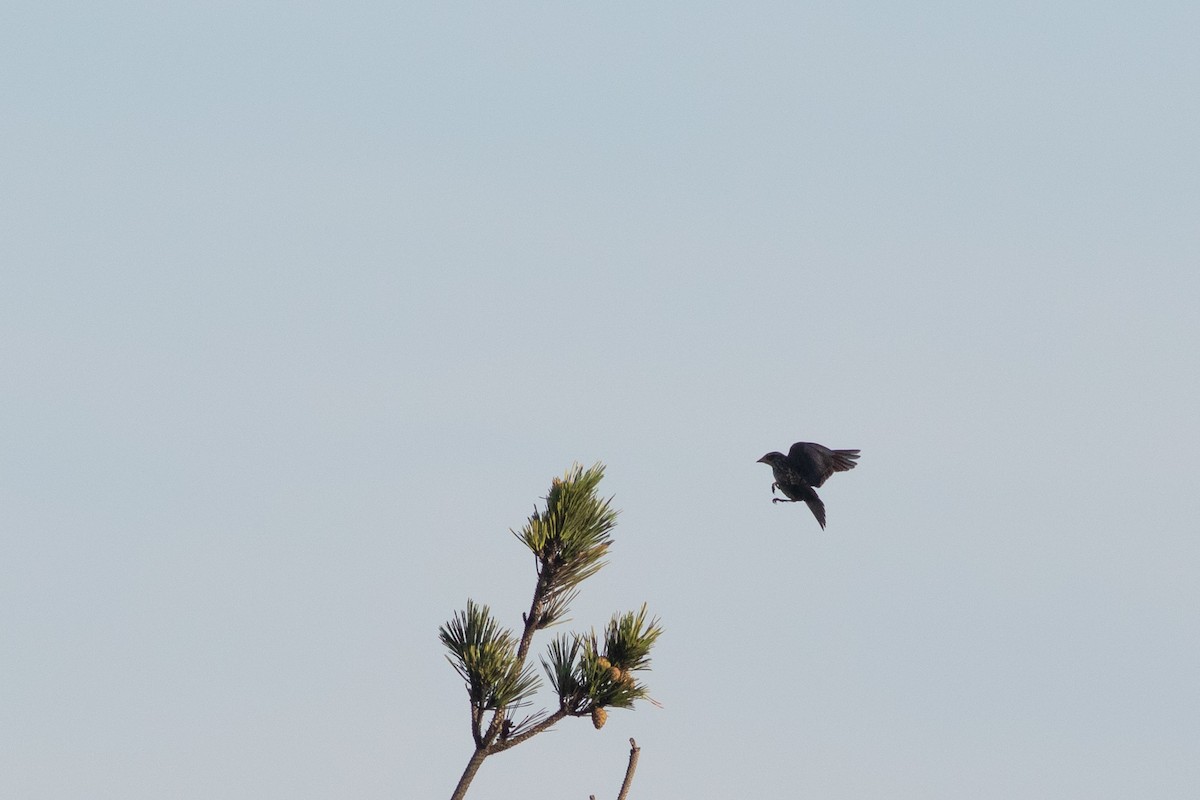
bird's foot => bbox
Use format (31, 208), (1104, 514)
(771, 497), (795, 504)
(770, 482), (778, 494)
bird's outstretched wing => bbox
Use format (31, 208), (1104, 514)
(787, 442), (860, 487)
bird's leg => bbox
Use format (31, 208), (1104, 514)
(771, 497), (797, 503)
(770, 482), (779, 494)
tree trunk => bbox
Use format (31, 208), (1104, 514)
(449, 747), (487, 800)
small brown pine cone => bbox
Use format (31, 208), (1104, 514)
(591, 706), (608, 730)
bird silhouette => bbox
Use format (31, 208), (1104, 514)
(757, 442), (860, 529)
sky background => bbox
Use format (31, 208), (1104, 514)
(3, 2), (1199, 798)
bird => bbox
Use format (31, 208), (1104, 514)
(757, 442), (860, 529)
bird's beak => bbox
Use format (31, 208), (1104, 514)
(756, 455), (768, 463)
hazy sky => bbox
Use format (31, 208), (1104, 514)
(3, 3), (1198, 799)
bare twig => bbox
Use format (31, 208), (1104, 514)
(592, 739), (642, 800)
(617, 738), (641, 800)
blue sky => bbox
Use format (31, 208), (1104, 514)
(3, 3), (1198, 798)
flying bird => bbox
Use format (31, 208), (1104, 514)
(757, 442), (860, 529)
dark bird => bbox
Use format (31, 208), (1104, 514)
(757, 442), (860, 529)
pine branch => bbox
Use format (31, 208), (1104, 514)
(470, 706), (483, 748)
(443, 463), (662, 800)
(485, 708), (569, 754)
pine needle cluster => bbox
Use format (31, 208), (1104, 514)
(439, 600), (540, 713)
(514, 464), (617, 632)
(543, 605), (663, 723)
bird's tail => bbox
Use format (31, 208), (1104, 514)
(803, 489), (827, 530)
(831, 449), (860, 473)
(801, 484), (830, 527)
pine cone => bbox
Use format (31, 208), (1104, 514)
(591, 706), (608, 730)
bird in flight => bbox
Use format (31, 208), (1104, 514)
(757, 442), (860, 529)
